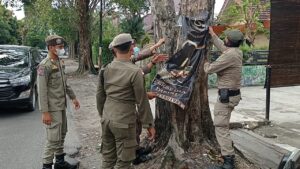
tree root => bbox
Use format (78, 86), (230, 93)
(134, 142), (220, 169)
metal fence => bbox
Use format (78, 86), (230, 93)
(210, 50), (269, 65)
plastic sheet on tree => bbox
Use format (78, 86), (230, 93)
(268, 0), (300, 87)
(151, 12), (209, 109)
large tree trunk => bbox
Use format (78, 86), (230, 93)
(76, 0), (97, 74)
(139, 0), (217, 168)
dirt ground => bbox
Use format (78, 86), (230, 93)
(64, 59), (259, 169)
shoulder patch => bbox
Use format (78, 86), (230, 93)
(37, 66), (45, 76)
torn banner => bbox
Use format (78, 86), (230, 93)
(151, 14), (209, 109)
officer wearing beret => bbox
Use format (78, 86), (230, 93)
(96, 33), (155, 169)
(204, 28), (244, 169)
(38, 35), (80, 169)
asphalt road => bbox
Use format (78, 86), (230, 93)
(0, 108), (44, 169)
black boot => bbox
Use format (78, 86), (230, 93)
(219, 155), (235, 169)
(42, 163), (52, 169)
(132, 146), (153, 165)
(54, 153), (77, 169)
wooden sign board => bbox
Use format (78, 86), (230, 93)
(269, 0), (300, 87)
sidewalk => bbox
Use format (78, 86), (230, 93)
(209, 86), (300, 149)
(150, 86), (300, 149)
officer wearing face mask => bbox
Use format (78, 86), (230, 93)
(37, 35), (80, 169)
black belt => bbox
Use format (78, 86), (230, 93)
(218, 89), (240, 96)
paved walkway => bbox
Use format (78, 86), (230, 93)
(209, 86), (300, 150)
(150, 86), (300, 149)
(209, 86), (300, 125)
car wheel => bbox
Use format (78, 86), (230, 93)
(27, 87), (37, 111)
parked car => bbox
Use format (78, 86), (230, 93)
(0, 45), (41, 111)
(39, 49), (48, 59)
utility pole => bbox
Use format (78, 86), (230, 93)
(98, 0), (105, 69)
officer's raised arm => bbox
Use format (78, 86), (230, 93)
(209, 27), (228, 52)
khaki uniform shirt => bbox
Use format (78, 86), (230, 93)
(37, 56), (76, 113)
(204, 35), (243, 89)
(96, 59), (154, 128)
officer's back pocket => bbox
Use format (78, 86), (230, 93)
(46, 123), (61, 142)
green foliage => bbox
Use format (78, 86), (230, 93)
(145, 66), (157, 91)
(218, 0), (270, 44)
(0, 4), (21, 44)
(91, 17), (121, 64)
(111, 0), (150, 16)
(24, 25), (47, 48)
(101, 38), (114, 64)
(92, 38), (114, 65)
(141, 33), (151, 48)
(120, 16), (145, 43)
(19, 0), (78, 48)
(49, 6), (78, 43)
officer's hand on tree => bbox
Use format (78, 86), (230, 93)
(147, 127), (156, 141)
(151, 54), (169, 64)
(209, 26), (216, 36)
(147, 92), (157, 100)
(42, 112), (52, 125)
(156, 38), (165, 47)
(150, 38), (165, 52)
(72, 98), (80, 110)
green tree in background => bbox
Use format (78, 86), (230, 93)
(219, 0), (270, 45)
(91, 17), (121, 65)
(120, 16), (145, 43)
(0, 4), (21, 44)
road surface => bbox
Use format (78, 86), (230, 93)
(0, 108), (44, 169)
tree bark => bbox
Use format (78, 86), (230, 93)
(76, 0), (97, 74)
(68, 41), (76, 59)
(142, 0), (217, 168)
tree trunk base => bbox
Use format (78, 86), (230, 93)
(135, 141), (220, 169)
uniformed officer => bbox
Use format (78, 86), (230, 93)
(109, 38), (167, 165)
(204, 27), (244, 169)
(96, 33), (156, 169)
(38, 35), (80, 169)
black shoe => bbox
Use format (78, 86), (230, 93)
(42, 163), (52, 169)
(218, 155), (235, 169)
(132, 154), (153, 165)
(136, 147), (152, 156)
(54, 153), (78, 169)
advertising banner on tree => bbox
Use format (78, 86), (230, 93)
(151, 14), (209, 109)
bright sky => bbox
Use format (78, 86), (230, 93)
(215, 0), (225, 17)
(11, 0), (225, 20)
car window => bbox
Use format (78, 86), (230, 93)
(0, 48), (29, 68)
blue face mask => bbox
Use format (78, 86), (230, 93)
(133, 47), (140, 58)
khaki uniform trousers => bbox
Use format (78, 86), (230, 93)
(214, 95), (241, 156)
(43, 110), (68, 164)
(100, 119), (137, 169)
